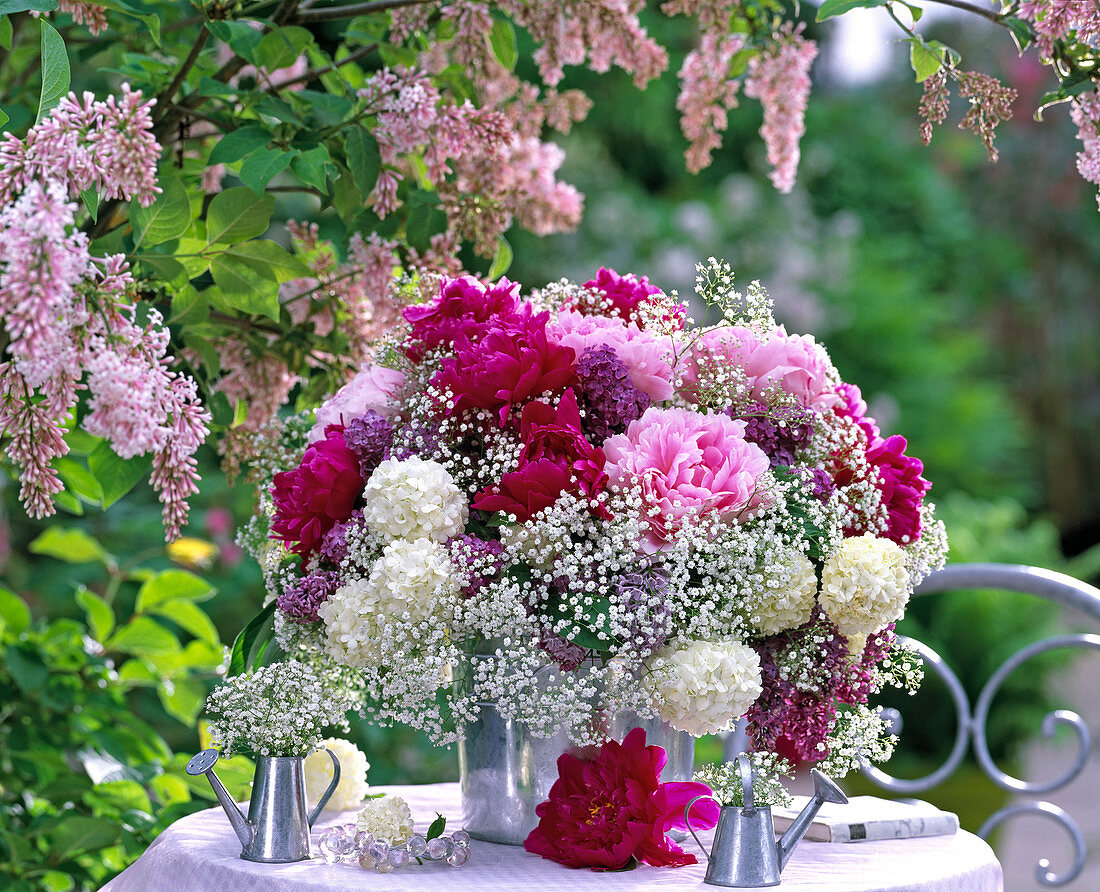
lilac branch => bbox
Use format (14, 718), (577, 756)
(295, 0), (435, 23)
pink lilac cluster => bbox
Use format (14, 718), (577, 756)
(676, 30), (746, 173)
(35, 1), (109, 35)
(1071, 91), (1100, 210)
(0, 118), (208, 538)
(264, 260), (940, 774)
(1017, 0), (1100, 57)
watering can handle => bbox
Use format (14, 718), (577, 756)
(683, 794), (719, 862)
(736, 753), (757, 813)
(307, 748), (341, 828)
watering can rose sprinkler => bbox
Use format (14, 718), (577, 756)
(187, 747), (341, 863)
(685, 754), (848, 888)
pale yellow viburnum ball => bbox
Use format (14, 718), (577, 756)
(356, 794), (415, 845)
(305, 737), (371, 811)
(749, 551), (819, 635)
(819, 533), (910, 638)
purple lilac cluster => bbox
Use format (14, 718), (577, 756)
(277, 570), (342, 623)
(614, 569), (672, 659)
(575, 345), (649, 442)
(386, 418), (444, 462)
(746, 612), (850, 762)
(343, 411), (394, 478)
(318, 509), (366, 567)
(804, 467), (835, 503)
(447, 534), (506, 598)
(732, 401), (814, 469)
(538, 627), (589, 672)
(836, 625), (895, 703)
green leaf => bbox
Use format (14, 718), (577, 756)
(29, 527), (110, 565)
(79, 186), (98, 221)
(89, 441), (153, 509)
(0, 586), (31, 635)
(290, 145), (333, 194)
(99, 0), (161, 46)
(55, 457), (103, 503)
(105, 617), (180, 657)
(36, 19), (69, 124)
(0, 17), (12, 53)
(909, 39), (943, 83)
(239, 147), (297, 195)
(0, 1), (58, 13)
(54, 490), (84, 515)
(131, 176), (192, 248)
(1005, 16), (1032, 52)
(345, 126), (380, 197)
(0, 107), (8, 129)
(151, 600), (219, 645)
(815, 0), (888, 21)
(205, 20), (262, 63)
(218, 240), (310, 281)
(136, 254), (191, 290)
(489, 18), (518, 70)
(49, 816), (119, 861)
(545, 595), (620, 652)
(208, 126), (271, 166)
(228, 601), (277, 676)
(135, 569), (215, 612)
(158, 676), (208, 725)
(210, 258), (281, 319)
(406, 203), (446, 253)
(426, 813), (446, 840)
(205, 187), (274, 244)
(6, 645), (49, 692)
(487, 235), (513, 280)
(255, 25), (313, 72)
(76, 588), (115, 641)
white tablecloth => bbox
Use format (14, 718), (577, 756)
(101, 782), (1003, 891)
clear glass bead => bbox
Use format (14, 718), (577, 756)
(451, 829), (471, 848)
(446, 845), (469, 867)
(357, 852), (376, 871)
(318, 833), (341, 864)
(407, 834), (427, 857)
(427, 837), (453, 860)
(374, 860), (394, 874)
(354, 830), (373, 853)
(388, 848), (410, 869)
(368, 838), (390, 862)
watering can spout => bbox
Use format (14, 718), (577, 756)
(776, 768), (848, 870)
(186, 748), (254, 850)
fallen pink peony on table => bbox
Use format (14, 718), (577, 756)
(523, 727), (718, 871)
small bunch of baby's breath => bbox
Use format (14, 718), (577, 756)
(205, 660), (355, 757)
(694, 752), (793, 808)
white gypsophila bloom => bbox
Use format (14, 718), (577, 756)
(819, 533), (911, 638)
(749, 550), (819, 635)
(362, 456), (468, 541)
(319, 537), (457, 668)
(356, 794), (415, 845)
(304, 737), (371, 812)
(644, 638), (763, 736)
(694, 752), (793, 808)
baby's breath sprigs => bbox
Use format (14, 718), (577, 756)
(205, 660), (356, 757)
(694, 753), (794, 808)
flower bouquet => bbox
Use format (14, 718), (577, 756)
(239, 257), (942, 843)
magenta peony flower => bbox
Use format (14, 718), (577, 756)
(604, 407), (771, 553)
(309, 363), (405, 442)
(832, 382), (880, 443)
(523, 727), (718, 870)
(583, 267), (663, 323)
(271, 425), (364, 556)
(434, 308), (577, 426)
(472, 389), (608, 521)
(549, 309), (674, 402)
(866, 433), (931, 545)
(403, 274), (520, 361)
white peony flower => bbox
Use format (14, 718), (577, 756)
(319, 537), (457, 668)
(362, 456), (468, 541)
(819, 533), (910, 638)
(645, 638), (763, 736)
(304, 737), (371, 812)
(749, 551), (819, 635)
(356, 795), (415, 845)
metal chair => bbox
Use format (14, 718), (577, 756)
(724, 562), (1100, 887)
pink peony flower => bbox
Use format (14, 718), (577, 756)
(550, 309), (674, 402)
(435, 309), (577, 426)
(832, 382), (880, 443)
(523, 727), (718, 871)
(271, 425), (364, 556)
(866, 434), (930, 545)
(472, 389), (608, 521)
(403, 274), (520, 361)
(604, 407), (770, 553)
(310, 364), (405, 443)
(584, 267), (662, 323)
(680, 325), (838, 410)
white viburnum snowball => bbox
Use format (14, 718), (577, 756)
(362, 456), (468, 541)
(748, 551), (819, 635)
(304, 737), (371, 812)
(356, 795), (415, 845)
(819, 533), (910, 638)
(645, 638), (763, 736)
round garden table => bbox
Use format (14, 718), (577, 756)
(101, 782), (1003, 891)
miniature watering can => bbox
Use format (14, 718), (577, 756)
(186, 747), (340, 863)
(684, 753), (847, 887)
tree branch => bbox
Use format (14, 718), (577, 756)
(265, 42), (377, 92)
(155, 25), (210, 121)
(921, 0), (1005, 26)
(295, 0), (434, 24)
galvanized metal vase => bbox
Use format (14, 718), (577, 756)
(458, 705), (695, 845)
